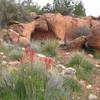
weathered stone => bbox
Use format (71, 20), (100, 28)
(86, 84), (92, 89)
(1, 60), (7, 65)
(62, 67), (76, 78)
(67, 36), (87, 50)
(88, 94), (98, 100)
(8, 61), (20, 66)
(2, 55), (6, 59)
(87, 24), (100, 50)
(88, 54), (94, 58)
(8, 29), (19, 43)
(0, 52), (4, 55)
(95, 64), (99, 68)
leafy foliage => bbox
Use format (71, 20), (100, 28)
(67, 52), (95, 81)
(0, 0), (27, 26)
(42, 3), (54, 13)
(0, 0), (40, 27)
(53, 0), (75, 15)
(42, 0), (86, 16)
(74, 1), (86, 16)
(21, 0), (40, 13)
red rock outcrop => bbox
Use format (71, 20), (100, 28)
(6, 13), (100, 50)
(87, 24), (100, 50)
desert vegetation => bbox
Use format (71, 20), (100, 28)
(0, 0), (100, 100)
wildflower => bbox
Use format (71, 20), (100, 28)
(31, 49), (36, 56)
(44, 57), (48, 63)
(43, 57), (54, 70)
(30, 49), (36, 62)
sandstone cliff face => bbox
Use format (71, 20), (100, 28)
(5, 13), (100, 50)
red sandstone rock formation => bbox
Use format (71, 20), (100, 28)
(6, 13), (100, 50)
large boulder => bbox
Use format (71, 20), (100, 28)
(67, 36), (87, 50)
(6, 21), (36, 45)
(8, 29), (30, 46)
(87, 24), (100, 50)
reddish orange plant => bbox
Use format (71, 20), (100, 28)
(20, 48), (54, 70)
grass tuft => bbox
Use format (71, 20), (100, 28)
(0, 62), (81, 100)
(9, 49), (23, 60)
(43, 39), (58, 57)
(67, 52), (95, 81)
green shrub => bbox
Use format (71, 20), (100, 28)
(9, 49), (23, 60)
(0, 62), (47, 100)
(0, 0), (39, 27)
(67, 52), (95, 81)
(0, 62), (81, 100)
(43, 39), (58, 57)
(63, 77), (81, 93)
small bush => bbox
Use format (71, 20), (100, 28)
(9, 49), (23, 60)
(67, 52), (95, 81)
(45, 72), (81, 100)
(43, 39), (58, 57)
(72, 26), (91, 39)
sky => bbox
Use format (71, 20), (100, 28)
(32, 0), (100, 17)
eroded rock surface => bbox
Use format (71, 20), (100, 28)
(5, 13), (100, 50)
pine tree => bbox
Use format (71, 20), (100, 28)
(74, 1), (86, 16)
